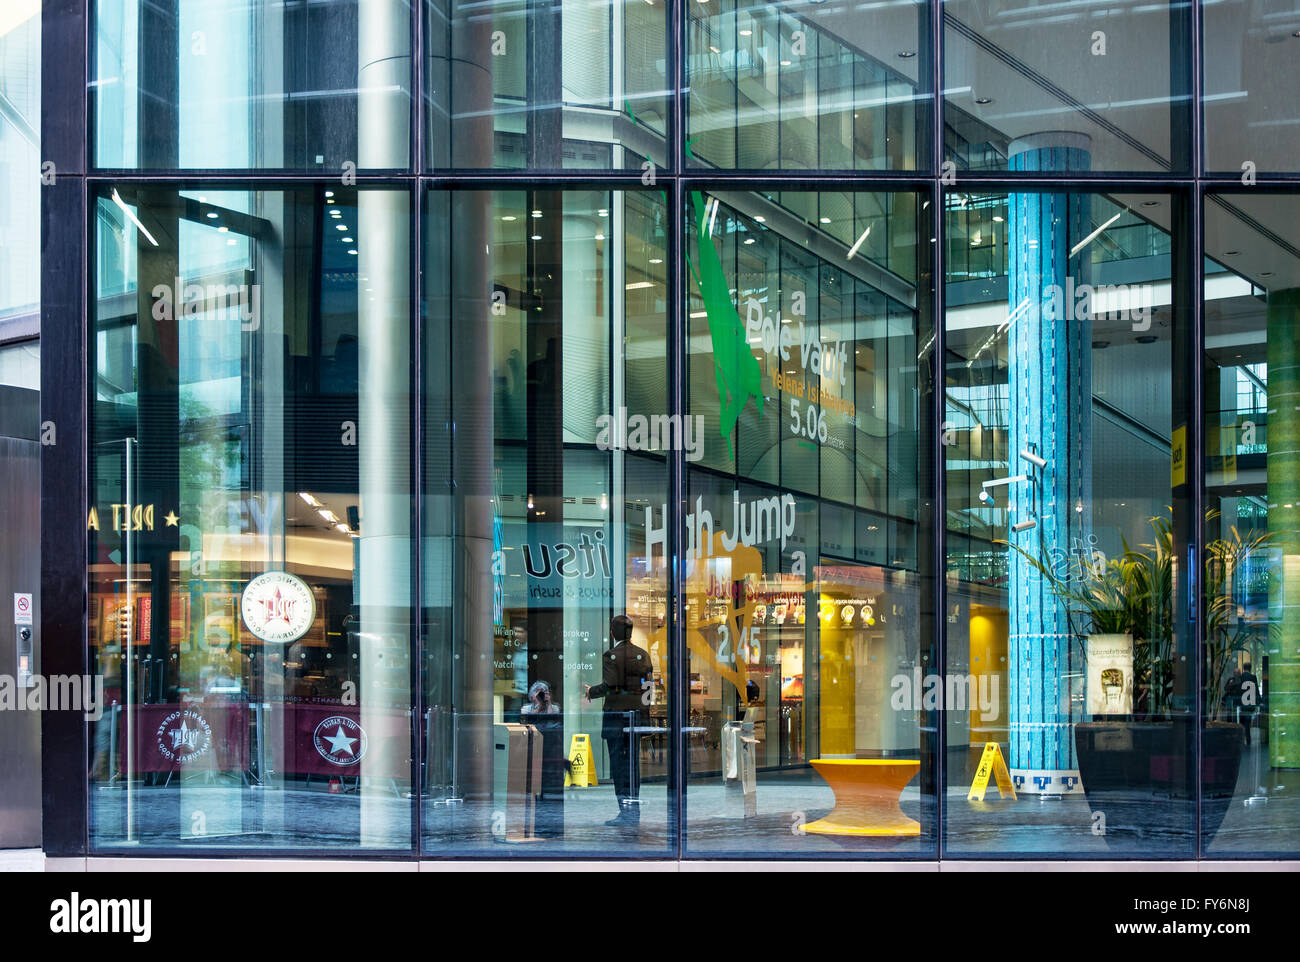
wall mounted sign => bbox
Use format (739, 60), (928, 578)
(240, 571), (316, 644)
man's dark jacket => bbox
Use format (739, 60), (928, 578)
(589, 641), (653, 718)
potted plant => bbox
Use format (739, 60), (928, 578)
(1004, 510), (1272, 842)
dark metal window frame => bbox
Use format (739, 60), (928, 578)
(38, 0), (1299, 860)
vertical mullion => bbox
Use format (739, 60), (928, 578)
(410, 180), (423, 855)
(929, 0), (947, 861)
(668, 177), (686, 858)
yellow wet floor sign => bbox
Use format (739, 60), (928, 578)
(968, 742), (1016, 801)
(565, 733), (597, 787)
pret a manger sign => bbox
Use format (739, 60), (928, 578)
(240, 571), (315, 644)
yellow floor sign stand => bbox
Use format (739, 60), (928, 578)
(967, 742), (1016, 801)
(564, 734), (597, 787)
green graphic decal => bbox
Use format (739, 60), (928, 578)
(686, 191), (764, 458)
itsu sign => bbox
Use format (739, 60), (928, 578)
(240, 571), (315, 644)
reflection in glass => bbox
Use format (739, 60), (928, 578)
(422, 189), (672, 853)
(425, 0), (668, 170)
(93, 0), (411, 170)
(1203, 192), (1300, 855)
(1204, 3), (1300, 174)
(89, 186), (413, 849)
(687, 0), (924, 171)
(944, 0), (1187, 173)
(682, 190), (935, 855)
(945, 189), (1194, 855)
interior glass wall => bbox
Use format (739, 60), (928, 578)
(88, 185), (414, 849)
(1202, 191), (1300, 855)
(944, 189), (1196, 856)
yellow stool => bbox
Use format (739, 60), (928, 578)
(803, 759), (920, 837)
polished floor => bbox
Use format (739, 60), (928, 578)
(86, 734), (1296, 859)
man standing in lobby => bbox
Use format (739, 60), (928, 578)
(585, 615), (653, 828)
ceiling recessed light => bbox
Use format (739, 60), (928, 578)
(744, 237), (755, 244)
(502, 215), (517, 221)
(1136, 335), (1158, 344)
(1141, 200), (1160, 207)
(347, 249), (358, 256)
(898, 50), (916, 58)
(598, 209), (608, 217)
(531, 234), (542, 240)
(325, 191), (334, 198)
(648, 258), (663, 264)
(740, 29), (752, 36)
(342, 237), (354, 243)
(754, 215), (765, 223)
(595, 234), (605, 241)
(531, 210), (543, 218)
(819, 216), (832, 224)
(1224, 250), (1240, 256)
(974, 97), (993, 105)
(206, 212), (218, 219)
(1260, 271), (1274, 277)
(709, 45), (720, 53)
(218, 226), (229, 233)
(992, 215), (1003, 223)
(780, 60), (791, 66)
(336, 224), (348, 231)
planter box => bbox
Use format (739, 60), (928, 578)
(1075, 718), (1243, 844)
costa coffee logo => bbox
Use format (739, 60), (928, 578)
(313, 715), (367, 766)
(156, 709), (212, 764)
(240, 571), (315, 644)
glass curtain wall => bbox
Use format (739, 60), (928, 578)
(1202, 191), (1300, 855)
(680, 188), (936, 855)
(72, 0), (1300, 860)
(944, 189), (1195, 856)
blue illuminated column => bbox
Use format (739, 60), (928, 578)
(1006, 133), (1093, 795)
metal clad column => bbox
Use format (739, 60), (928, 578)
(358, 0), (412, 845)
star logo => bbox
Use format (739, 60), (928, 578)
(163, 510), (179, 527)
(155, 709), (212, 763)
(322, 725), (357, 757)
(312, 715), (367, 766)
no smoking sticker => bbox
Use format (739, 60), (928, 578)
(14, 593), (33, 626)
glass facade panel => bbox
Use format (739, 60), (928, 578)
(681, 189), (937, 855)
(686, 0), (926, 171)
(92, 0), (412, 170)
(1203, 1), (1300, 175)
(944, 0), (1189, 173)
(421, 188), (672, 853)
(424, 0), (668, 171)
(944, 189), (1194, 855)
(41, 0), (1300, 862)
(88, 185), (414, 849)
(1202, 191), (1300, 855)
